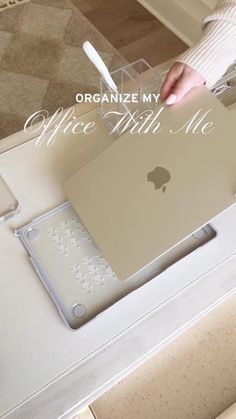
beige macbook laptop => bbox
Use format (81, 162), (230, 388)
(63, 87), (236, 281)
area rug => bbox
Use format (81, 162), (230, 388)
(0, 0), (30, 11)
(0, 0), (127, 139)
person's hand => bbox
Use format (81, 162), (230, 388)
(161, 62), (206, 105)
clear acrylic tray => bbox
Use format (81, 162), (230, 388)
(98, 59), (236, 137)
(210, 63), (236, 107)
(98, 59), (162, 136)
(16, 202), (216, 329)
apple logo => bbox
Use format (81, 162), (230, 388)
(147, 166), (171, 192)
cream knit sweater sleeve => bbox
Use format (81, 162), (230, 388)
(177, 0), (236, 87)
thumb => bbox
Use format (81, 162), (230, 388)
(166, 72), (200, 106)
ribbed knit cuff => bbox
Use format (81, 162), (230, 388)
(176, 19), (236, 88)
(204, 0), (236, 26)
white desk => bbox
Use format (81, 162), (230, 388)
(136, 0), (216, 45)
(1, 103), (236, 419)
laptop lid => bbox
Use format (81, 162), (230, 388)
(63, 87), (236, 281)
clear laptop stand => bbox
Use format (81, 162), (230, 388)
(16, 202), (215, 329)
